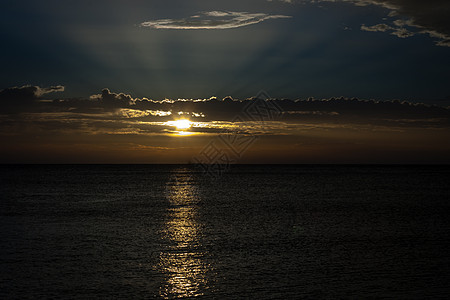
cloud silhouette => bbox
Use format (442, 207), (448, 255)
(140, 11), (292, 30)
(89, 88), (135, 109)
(1, 87), (449, 165)
(2, 87), (449, 135)
(0, 85), (64, 114)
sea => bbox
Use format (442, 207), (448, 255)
(1, 165), (449, 299)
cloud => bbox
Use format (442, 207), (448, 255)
(268, 0), (294, 3)
(2, 86), (449, 137)
(361, 23), (414, 38)
(89, 88), (135, 108)
(278, 0), (450, 46)
(390, 27), (414, 38)
(345, 0), (450, 45)
(2, 87), (448, 163)
(277, 97), (450, 126)
(0, 85), (64, 114)
(2, 86), (449, 134)
(140, 11), (292, 30)
(1, 87), (449, 164)
(360, 23), (392, 32)
(35, 85), (65, 97)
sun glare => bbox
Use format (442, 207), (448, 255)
(168, 119), (192, 130)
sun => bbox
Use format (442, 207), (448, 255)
(168, 119), (192, 130)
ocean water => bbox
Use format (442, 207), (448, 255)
(1, 165), (449, 299)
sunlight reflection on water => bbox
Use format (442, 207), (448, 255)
(158, 169), (211, 298)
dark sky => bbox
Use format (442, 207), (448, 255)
(1, 0), (449, 163)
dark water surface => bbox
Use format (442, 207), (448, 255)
(1, 165), (449, 298)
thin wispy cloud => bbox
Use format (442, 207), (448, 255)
(272, 0), (450, 46)
(338, 0), (450, 46)
(140, 11), (292, 30)
(361, 23), (414, 38)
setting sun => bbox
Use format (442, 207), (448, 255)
(167, 119), (192, 130)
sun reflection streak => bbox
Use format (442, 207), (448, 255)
(172, 131), (198, 137)
(159, 169), (211, 298)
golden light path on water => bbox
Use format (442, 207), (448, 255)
(159, 169), (211, 298)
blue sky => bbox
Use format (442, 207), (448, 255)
(1, 0), (449, 101)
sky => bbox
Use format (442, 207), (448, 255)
(1, 0), (449, 164)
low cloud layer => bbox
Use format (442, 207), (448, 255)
(2, 86), (449, 163)
(0, 85), (64, 114)
(1, 86), (449, 131)
(141, 11), (291, 30)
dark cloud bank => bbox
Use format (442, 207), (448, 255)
(1, 86), (449, 128)
(1, 86), (449, 164)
